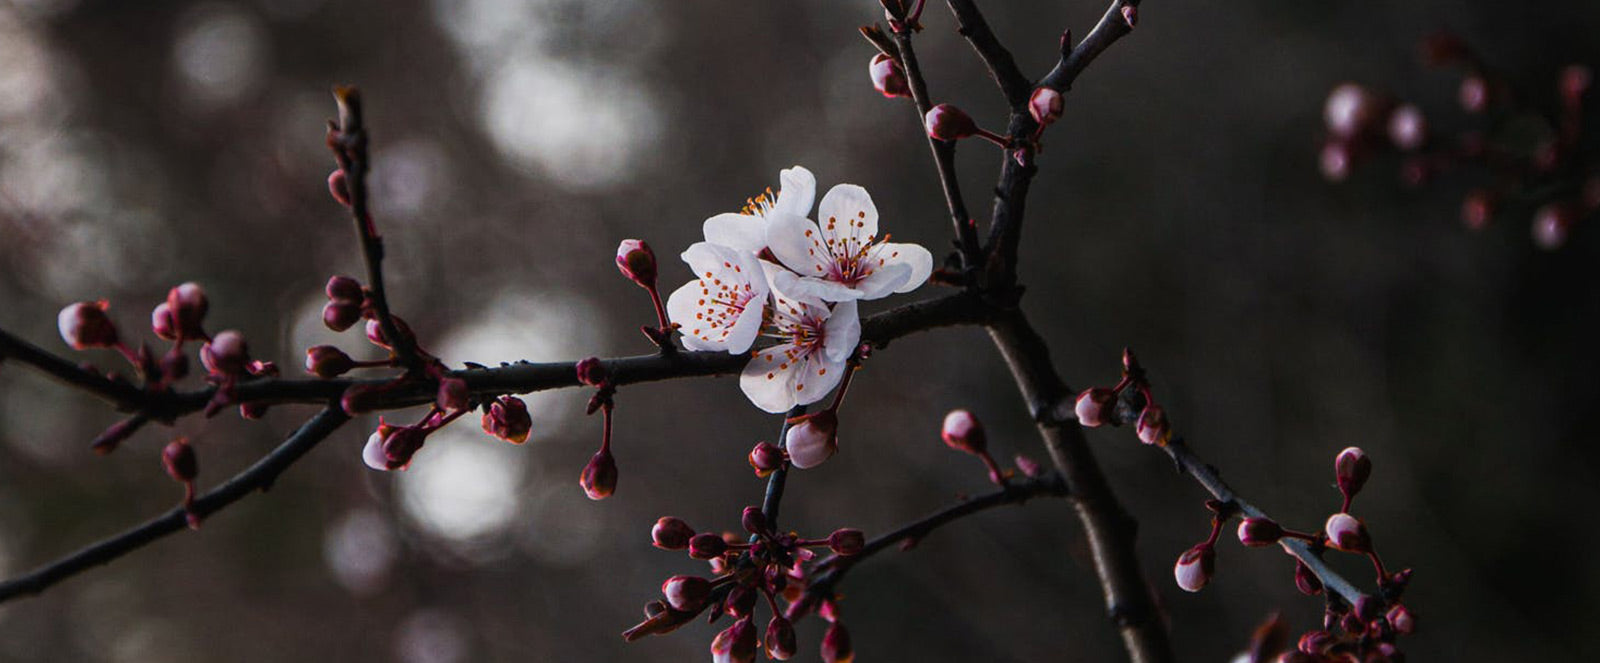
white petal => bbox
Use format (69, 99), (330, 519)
(680, 241), (740, 277)
(822, 299), (861, 363)
(772, 270), (863, 303)
(665, 280), (722, 352)
(817, 184), (879, 248)
(849, 261), (912, 300)
(792, 349), (848, 406)
(724, 294), (766, 354)
(701, 213), (768, 252)
(879, 242), (933, 293)
(764, 212), (830, 279)
(772, 166), (816, 217)
(740, 343), (802, 413)
(761, 259), (827, 315)
(363, 433), (391, 471)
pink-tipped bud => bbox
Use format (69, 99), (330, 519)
(322, 301), (362, 332)
(328, 169), (351, 206)
(924, 104), (978, 141)
(305, 345), (355, 378)
(579, 449), (618, 500)
(1459, 75), (1489, 112)
(1323, 513), (1371, 552)
(869, 53), (910, 98)
(325, 275), (363, 303)
(748, 441), (784, 477)
(1237, 517), (1284, 547)
(1562, 64), (1592, 100)
(1014, 453), (1044, 478)
(1324, 83), (1379, 139)
(725, 583), (757, 618)
(765, 616), (797, 660)
(1386, 104), (1426, 151)
(1074, 388), (1116, 427)
(615, 239), (657, 288)
(481, 395), (532, 444)
(1385, 604), (1416, 635)
(1028, 87), (1064, 127)
(1120, 4), (1137, 28)
(361, 427), (391, 471)
(940, 409), (987, 455)
(652, 516), (695, 550)
(58, 301), (119, 350)
(740, 506), (768, 535)
(436, 377), (469, 411)
(1297, 629), (1335, 655)
(827, 528), (865, 556)
(820, 622), (854, 663)
(1533, 203), (1575, 251)
(1319, 140), (1352, 182)
(1334, 446), (1371, 499)
(164, 282), (208, 339)
(1174, 544), (1215, 592)
(785, 411), (839, 469)
(688, 532), (728, 560)
(661, 575), (712, 611)
(1135, 405), (1171, 445)
(200, 330), (250, 377)
(576, 356), (610, 387)
(380, 426), (426, 470)
(151, 302), (178, 341)
(1461, 190), (1494, 231)
(161, 438), (197, 482)
(1294, 559), (1323, 596)
(711, 617), (758, 663)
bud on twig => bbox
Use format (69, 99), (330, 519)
(200, 330), (250, 377)
(1294, 559), (1323, 596)
(1334, 446), (1371, 503)
(58, 301), (119, 350)
(711, 617), (757, 663)
(785, 411), (839, 469)
(1074, 388), (1116, 427)
(481, 395), (532, 444)
(1028, 87), (1063, 127)
(615, 239), (657, 289)
(305, 345), (355, 378)
(652, 516), (694, 550)
(661, 575), (711, 611)
(576, 356), (609, 387)
(689, 532), (728, 560)
(1236, 517), (1283, 547)
(325, 275), (363, 303)
(820, 621), (853, 663)
(764, 616), (797, 660)
(741, 506), (768, 535)
(323, 301), (362, 332)
(165, 282), (208, 340)
(924, 104), (978, 141)
(1323, 513), (1371, 553)
(1135, 405), (1170, 445)
(580, 449), (618, 500)
(940, 409), (986, 455)
(1174, 544), (1215, 592)
(161, 438), (198, 483)
(748, 441), (784, 477)
(827, 528), (865, 556)
(869, 53), (910, 98)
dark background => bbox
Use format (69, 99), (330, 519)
(1, 1), (1596, 661)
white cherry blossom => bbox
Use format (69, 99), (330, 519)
(701, 166), (816, 253)
(738, 265), (860, 413)
(765, 183), (932, 302)
(666, 242), (770, 353)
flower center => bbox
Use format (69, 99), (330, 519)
(740, 187), (777, 217)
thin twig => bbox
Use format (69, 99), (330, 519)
(944, 0), (1033, 107)
(0, 407), (350, 602)
(759, 405), (808, 527)
(890, 27), (984, 276)
(0, 327), (153, 413)
(1038, 0), (1142, 94)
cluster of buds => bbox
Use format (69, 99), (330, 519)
(1072, 349), (1172, 446)
(626, 508), (863, 662)
(359, 399), (476, 471)
(1321, 32), (1598, 250)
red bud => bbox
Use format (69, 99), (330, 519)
(652, 516), (695, 550)
(58, 301), (119, 350)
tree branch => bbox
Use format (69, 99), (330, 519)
(759, 405), (808, 527)
(0, 326), (155, 413)
(0, 406), (351, 602)
(944, 0), (1033, 108)
(1038, 0), (1141, 94)
(889, 27), (984, 275)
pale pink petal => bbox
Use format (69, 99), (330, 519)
(821, 299), (861, 363)
(362, 433), (391, 471)
(848, 261), (912, 300)
(764, 211), (830, 280)
(876, 241), (933, 293)
(816, 184), (879, 250)
(771, 270), (863, 303)
(772, 166), (816, 217)
(740, 343), (802, 413)
(702, 212), (768, 252)
(792, 348), (848, 406)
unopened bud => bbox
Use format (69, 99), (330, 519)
(1459, 75), (1489, 112)
(1324, 83), (1379, 139)
(1293, 559), (1323, 596)
(748, 441), (784, 477)
(325, 275), (363, 303)
(940, 409), (987, 455)
(1120, 4), (1137, 28)
(725, 583), (757, 618)
(869, 53), (910, 98)
(739, 506), (768, 535)
(1014, 453), (1044, 478)
(689, 532), (728, 560)
(1386, 104), (1426, 151)
(615, 239), (657, 288)
(1135, 405), (1171, 445)
(785, 411), (839, 469)
(164, 282), (208, 340)
(322, 301), (362, 332)
(1533, 203), (1574, 251)
(481, 395), (532, 444)
(1028, 87), (1064, 127)
(820, 621), (854, 663)
(1334, 446), (1371, 499)
(1297, 629), (1335, 654)
(828, 528), (865, 556)
(1174, 544), (1215, 592)
(327, 169), (351, 206)
(579, 449), (618, 500)
(765, 616), (797, 660)
(1323, 513), (1371, 552)
(1461, 190), (1494, 231)
(662, 575), (712, 611)
(436, 377), (469, 411)
(711, 617), (758, 663)
(576, 356), (610, 387)
(1074, 388), (1116, 427)
(1386, 604), (1416, 635)
(361, 424), (393, 471)
(200, 330), (250, 377)
(305, 345), (355, 378)
(58, 301), (119, 350)
(151, 302), (178, 341)
(364, 316), (413, 350)
(1237, 517), (1283, 547)
(924, 104), (978, 141)
(161, 438), (197, 482)
(381, 426), (426, 470)
(652, 516), (695, 550)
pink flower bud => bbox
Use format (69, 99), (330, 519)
(748, 441), (784, 477)
(1386, 603), (1416, 635)
(711, 617), (758, 663)
(661, 575), (711, 611)
(1028, 87), (1064, 127)
(1135, 405), (1171, 445)
(741, 506), (768, 535)
(362, 424), (394, 471)
(304, 345), (355, 378)
(200, 330), (250, 377)
(820, 621), (853, 663)
(325, 275), (363, 304)
(940, 409), (987, 455)
(652, 516), (695, 550)
(327, 169), (351, 206)
(764, 616), (797, 660)
(579, 449), (617, 500)
(1459, 75), (1489, 112)
(151, 302), (178, 341)
(1173, 544), (1215, 592)
(322, 301), (362, 332)
(1461, 190), (1494, 231)
(1334, 446), (1371, 499)
(1015, 453), (1044, 478)
(481, 395), (532, 444)
(576, 356), (609, 387)
(1323, 513), (1371, 552)
(58, 301), (119, 350)
(924, 104), (978, 141)
(1120, 4), (1137, 28)
(164, 282), (208, 340)
(725, 584), (757, 618)
(380, 426), (426, 470)
(436, 377), (469, 411)
(1297, 629), (1335, 654)
(1074, 388), (1116, 427)
(161, 438), (197, 482)
(688, 532), (728, 560)
(1386, 104), (1426, 151)
(785, 411), (839, 469)
(827, 528), (865, 556)
(1236, 517), (1283, 547)
(1324, 83), (1379, 138)
(615, 239), (657, 289)
(1293, 559), (1323, 596)
(1532, 203), (1574, 251)
(1562, 64), (1591, 100)
(1319, 140), (1352, 182)
(868, 53), (910, 98)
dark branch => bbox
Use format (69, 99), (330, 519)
(944, 0), (1033, 108)
(0, 407), (350, 602)
(0, 327), (154, 413)
(1038, 0), (1140, 93)
(758, 405), (808, 527)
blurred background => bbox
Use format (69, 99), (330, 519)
(0, 0), (1597, 661)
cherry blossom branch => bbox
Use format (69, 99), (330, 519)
(0, 407), (350, 602)
(1037, 1), (1140, 94)
(758, 405), (807, 525)
(0, 326), (153, 413)
(944, 0), (1032, 107)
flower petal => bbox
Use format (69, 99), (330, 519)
(740, 343), (802, 413)
(665, 280), (722, 352)
(772, 270), (863, 303)
(701, 213), (768, 253)
(877, 242), (932, 293)
(725, 293), (766, 354)
(816, 183), (879, 249)
(773, 166), (816, 217)
(669, 243), (768, 353)
(849, 261), (911, 300)
(822, 299), (861, 363)
(764, 211), (830, 280)
(793, 349), (848, 406)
